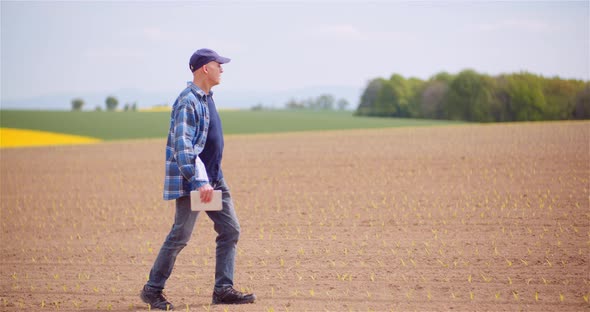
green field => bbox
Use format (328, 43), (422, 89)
(0, 110), (462, 140)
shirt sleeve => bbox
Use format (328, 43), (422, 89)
(173, 99), (208, 190)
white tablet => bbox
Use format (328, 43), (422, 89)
(190, 190), (223, 211)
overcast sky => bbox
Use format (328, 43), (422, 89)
(1, 1), (588, 105)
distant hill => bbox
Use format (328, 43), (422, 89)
(0, 85), (362, 111)
(1, 89), (173, 111)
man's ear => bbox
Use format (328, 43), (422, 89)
(202, 64), (209, 74)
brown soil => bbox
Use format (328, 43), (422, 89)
(1, 121), (589, 311)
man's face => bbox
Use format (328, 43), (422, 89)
(204, 61), (224, 86)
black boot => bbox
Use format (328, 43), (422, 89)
(140, 285), (174, 310)
(212, 287), (256, 304)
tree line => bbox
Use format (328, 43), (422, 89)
(71, 96), (138, 112)
(252, 94), (350, 111)
(285, 94), (350, 111)
(356, 70), (590, 121)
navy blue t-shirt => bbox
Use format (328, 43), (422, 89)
(200, 94), (224, 182)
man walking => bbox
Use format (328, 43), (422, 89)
(140, 48), (256, 310)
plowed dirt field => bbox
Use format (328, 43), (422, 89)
(1, 121), (589, 311)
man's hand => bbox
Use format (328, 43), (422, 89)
(198, 183), (214, 203)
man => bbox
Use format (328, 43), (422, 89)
(140, 48), (256, 310)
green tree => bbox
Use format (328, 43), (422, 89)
(251, 103), (264, 111)
(356, 78), (383, 116)
(419, 72), (456, 119)
(405, 77), (426, 118)
(358, 69), (588, 122)
(71, 98), (84, 111)
(105, 96), (119, 111)
(375, 78), (399, 116)
(420, 80), (448, 119)
(286, 98), (305, 110)
(443, 70), (495, 122)
(386, 74), (409, 117)
(493, 75), (513, 122)
(573, 83), (590, 119)
(337, 98), (349, 111)
(505, 73), (546, 121)
(316, 94), (335, 110)
(432, 72), (454, 83)
(542, 77), (584, 120)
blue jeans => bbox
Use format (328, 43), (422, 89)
(146, 178), (240, 291)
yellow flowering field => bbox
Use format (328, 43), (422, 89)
(0, 128), (101, 148)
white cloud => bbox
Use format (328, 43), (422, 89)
(477, 19), (553, 33)
(84, 47), (147, 61)
(142, 27), (168, 41)
(117, 26), (189, 43)
(311, 24), (407, 42)
(316, 24), (365, 40)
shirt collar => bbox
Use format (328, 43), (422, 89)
(187, 81), (213, 98)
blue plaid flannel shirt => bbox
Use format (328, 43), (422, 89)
(163, 82), (210, 200)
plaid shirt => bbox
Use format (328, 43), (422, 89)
(163, 82), (210, 200)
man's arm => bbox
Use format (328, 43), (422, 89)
(173, 99), (213, 203)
